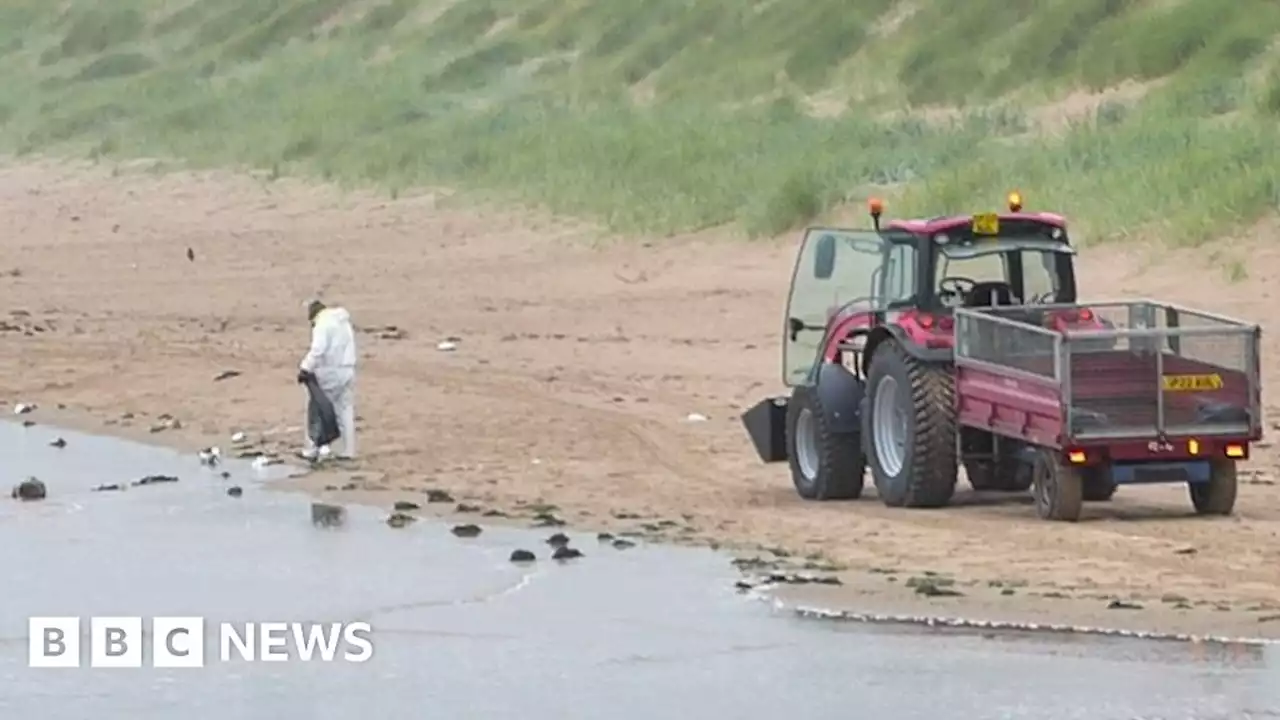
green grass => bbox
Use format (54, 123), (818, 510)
(2, 0), (1280, 244)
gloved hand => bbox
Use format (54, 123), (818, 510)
(296, 369), (315, 384)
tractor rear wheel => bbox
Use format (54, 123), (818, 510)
(863, 341), (957, 508)
(1031, 448), (1083, 521)
(1189, 458), (1236, 515)
(785, 385), (865, 500)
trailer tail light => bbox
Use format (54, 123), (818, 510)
(1066, 449), (1087, 464)
(1078, 308), (1093, 321)
(1225, 443), (1247, 459)
(1187, 439), (1200, 455)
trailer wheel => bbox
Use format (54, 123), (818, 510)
(1081, 469), (1118, 502)
(1189, 458), (1236, 515)
(863, 341), (957, 508)
(785, 385), (865, 500)
(1031, 449), (1083, 521)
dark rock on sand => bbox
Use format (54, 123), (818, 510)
(455, 503), (482, 513)
(11, 477), (46, 500)
(450, 523), (482, 538)
(531, 512), (566, 527)
(731, 556), (775, 571)
(906, 575), (962, 597)
(93, 483), (125, 492)
(510, 549), (536, 563)
(423, 489), (454, 503)
(385, 512), (415, 528)
(1107, 599), (1143, 610)
(311, 502), (346, 528)
(551, 546), (583, 561)
(481, 508), (508, 517)
(546, 532), (570, 548)
(49, 437), (66, 448)
(133, 475), (178, 486)
(227, 486), (243, 497)
(393, 500), (420, 512)
(596, 532), (615, 541)
(611, 538), (637, 550)
(21, 420), (34, 427)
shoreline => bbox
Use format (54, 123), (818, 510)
(11, 405), (1280, 644)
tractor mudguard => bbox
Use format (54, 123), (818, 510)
(815, 362), (865, 434)
(861, 325), (951, 376)
(742, 396), (788, 463)
(741, 363), (866, 463)
(883, 324), (953, 364)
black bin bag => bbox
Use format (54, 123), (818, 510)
(304, 375), (342, 448)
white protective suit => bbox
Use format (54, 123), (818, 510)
(299, 307), (357, 459)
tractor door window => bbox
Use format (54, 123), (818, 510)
(1020, 250), (1060, 303)
(881, 241), (917, 304)
(783, 229), (885, 386)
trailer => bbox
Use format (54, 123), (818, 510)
(952, 300), (1261, 520)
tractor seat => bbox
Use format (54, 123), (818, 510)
(965, 282), (1018, 307)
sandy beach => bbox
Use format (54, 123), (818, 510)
(5, 160), (1280, 639)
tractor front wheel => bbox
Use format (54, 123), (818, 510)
(863, 341), (957, 508)
(1189, 458), (1236, 515)
(785, 385), (865, 500)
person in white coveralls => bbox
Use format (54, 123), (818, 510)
(297, 299), (357, 460)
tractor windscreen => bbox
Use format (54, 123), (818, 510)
(935, 232), (1074, 307)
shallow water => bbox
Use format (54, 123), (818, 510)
(2, 421), (1279, 719)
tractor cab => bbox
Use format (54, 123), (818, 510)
(783, 193), (1081, 386)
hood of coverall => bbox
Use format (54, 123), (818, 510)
(316, 307), (350, 326)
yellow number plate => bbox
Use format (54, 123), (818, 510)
(972, 213), (999, 235)
(1162, 374), (1223, 391)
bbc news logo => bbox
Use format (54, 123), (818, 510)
(28, 617), (374, 668)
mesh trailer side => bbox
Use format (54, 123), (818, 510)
(1061, 302), (1259, 438)
(953, 308), (1061, 380)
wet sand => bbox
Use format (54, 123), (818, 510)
(5, 420), (1280, 719)
(4, 160), (1280, 639)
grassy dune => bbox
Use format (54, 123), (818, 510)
(2, 0), (1280, 244)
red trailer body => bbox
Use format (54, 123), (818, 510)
(952, 301), (1262, 468)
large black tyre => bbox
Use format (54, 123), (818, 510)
(785, 385), (865, 500)
(1081, 468), (1118, 502)
(1189, 458), (1236, 515)
(862, 341), (957, 508)
(1031, 448), (1083, 521)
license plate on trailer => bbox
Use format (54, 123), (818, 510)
(971, 213), (999, 235)
(1162, 373), (1223, 391)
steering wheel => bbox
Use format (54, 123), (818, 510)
(938, 276), (977, 300)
